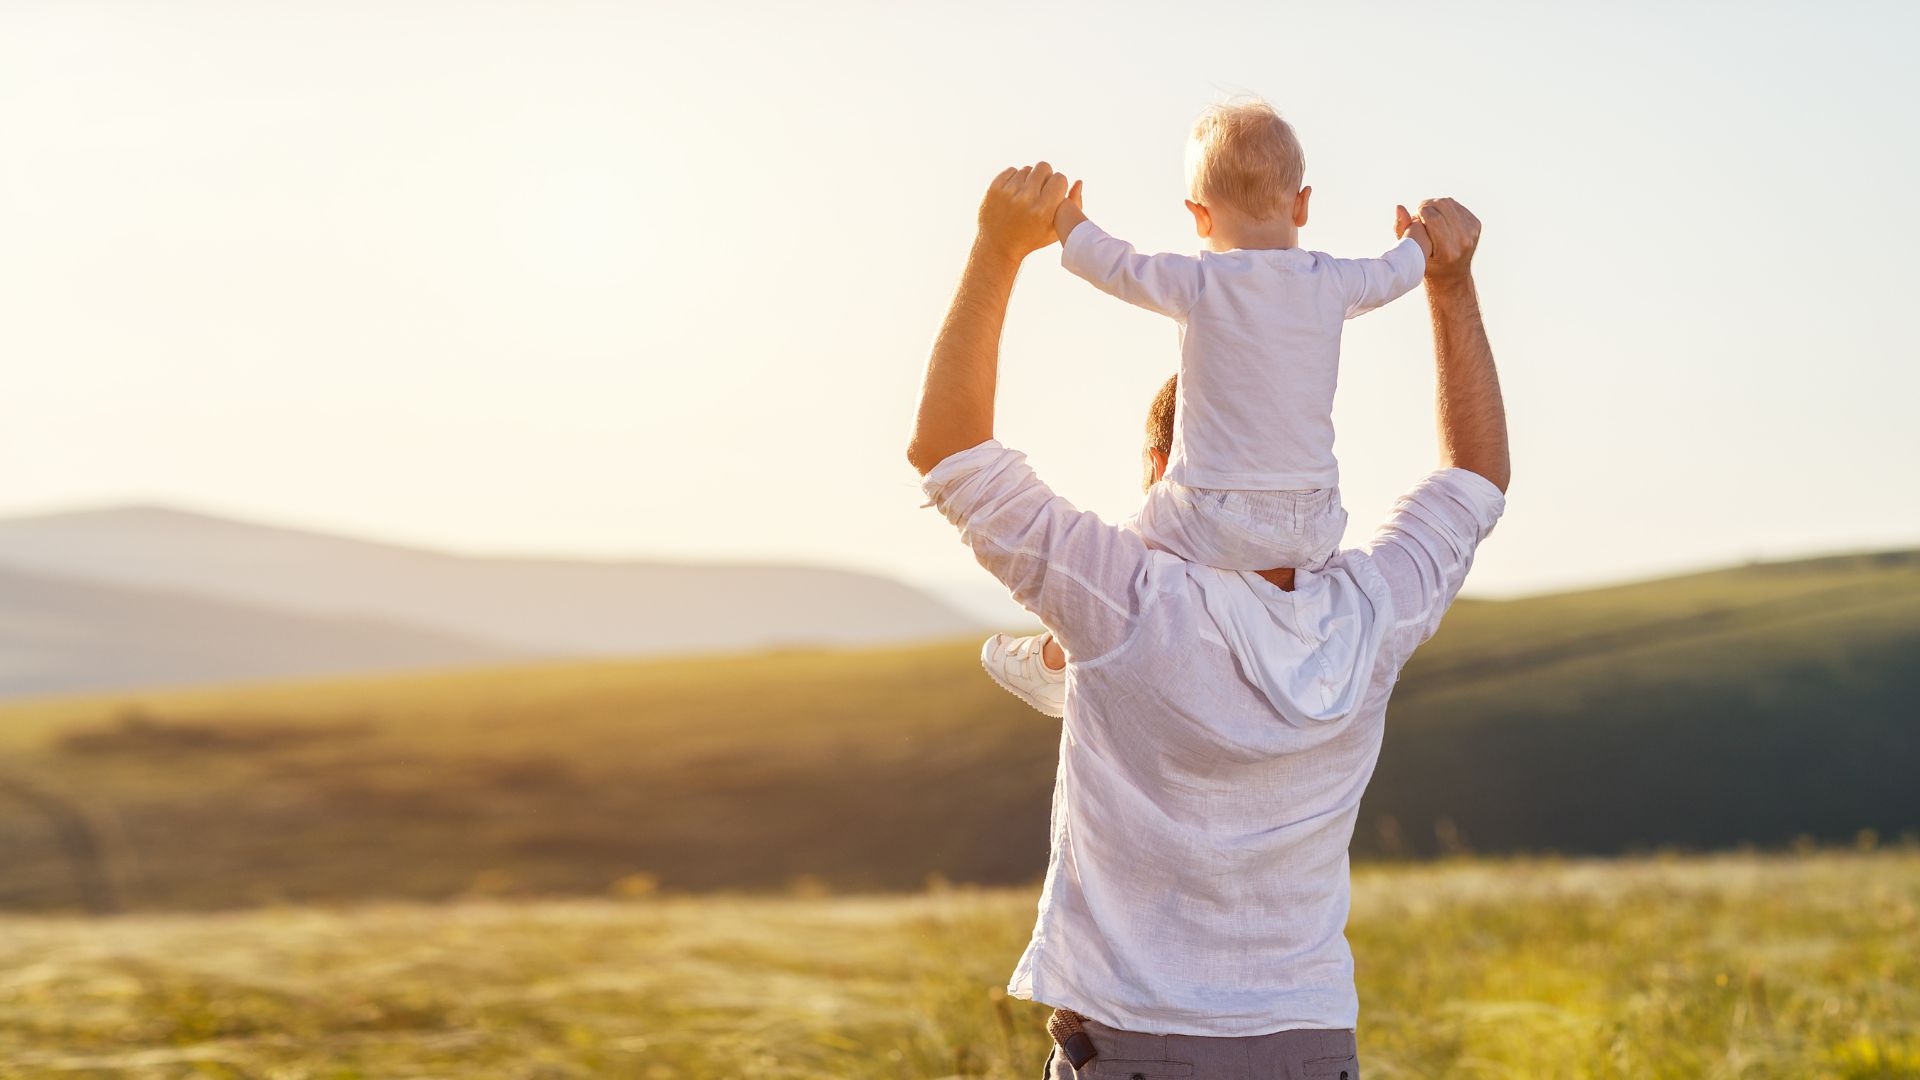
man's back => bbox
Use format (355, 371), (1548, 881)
(923, 447), (1505, 1035)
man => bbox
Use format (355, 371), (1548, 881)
(908, 162), (1509, 1077)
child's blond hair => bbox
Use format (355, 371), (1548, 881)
(1185, 99), (1305, 222)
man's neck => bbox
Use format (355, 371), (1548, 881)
(1255, 567), (1296, 592)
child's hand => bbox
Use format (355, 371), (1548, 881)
(1054, 180), (1088, 244)
(1396, 204), (1434, 261)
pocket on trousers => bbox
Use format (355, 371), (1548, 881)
(1090, 1060), (1193, 1078)
(1301, 1053), (1359, 1080)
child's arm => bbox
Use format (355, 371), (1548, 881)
(1055, 183), (1206, 319)
(1333, 206), (1432, 319)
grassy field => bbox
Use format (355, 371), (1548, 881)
(0, 852), (1915, 1079)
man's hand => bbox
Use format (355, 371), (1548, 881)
(1413, 198), (1481, 285)
(977, 162), (1073, 264)
(1394, 204), (1433, 261)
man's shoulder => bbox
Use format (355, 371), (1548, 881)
(1329, 468), (1506, 641)
(1391, 468), (1508, 531)
(1325, 469), (1505, 580)
(1125, 544), (1203, 597)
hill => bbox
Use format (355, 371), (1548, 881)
(0, 548), (1914, 912)
(0, 505), (980, 662)
(0, 565), (520, 698)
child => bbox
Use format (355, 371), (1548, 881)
(983, 98), (1431, 717)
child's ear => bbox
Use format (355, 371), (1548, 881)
(1293, 186), (1312, 229)
(1185, 199), (1212, 238)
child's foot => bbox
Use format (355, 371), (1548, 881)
(980, 632), (1067, 718)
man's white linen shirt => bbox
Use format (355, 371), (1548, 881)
(921, 441), (1504, 1036)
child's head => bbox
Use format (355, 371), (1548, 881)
(1185, 99), (1309, 239)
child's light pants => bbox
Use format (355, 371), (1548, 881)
(1129, 481), (1347, 572)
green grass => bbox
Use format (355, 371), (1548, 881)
(2, 851), (1916, 1079)
(1, 549), (1916, 913)
(0, 641), (1064, 910)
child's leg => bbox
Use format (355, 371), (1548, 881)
(1041, 633), (1065, 671)
(1290, 487), (1349, 571)
(1133, 482), (1299, 570)
(1134, 482), (1348, 571)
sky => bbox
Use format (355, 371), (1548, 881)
(2, 0), (1916, 609)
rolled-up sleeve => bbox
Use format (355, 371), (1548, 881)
(1361, 467), (1506, 666)
(921, 440), (1151, 664)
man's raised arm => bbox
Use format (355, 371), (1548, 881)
(906, 162), (1071, 475)
(1415, 198), (1510, 493)
(1360, 200), (1508, 661)
(906, 162), (1152, 668)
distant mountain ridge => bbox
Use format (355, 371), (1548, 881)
(0, 505), (980, 698)
(0, 565), (520, 698)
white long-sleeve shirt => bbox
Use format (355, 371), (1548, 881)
(921, 441), (1505, 1035)
(1063, 222), (1426, 490)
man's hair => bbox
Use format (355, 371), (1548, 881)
(1147, 374), (1177, 454)
(1185, 98), (1305, 221)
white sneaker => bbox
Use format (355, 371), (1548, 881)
(980, 633), (1067, 718)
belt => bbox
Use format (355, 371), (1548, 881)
(1046, 1008), (1098, 1069)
